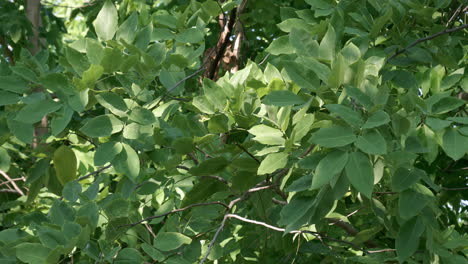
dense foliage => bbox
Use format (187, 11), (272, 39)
(0, 0), (467, 263)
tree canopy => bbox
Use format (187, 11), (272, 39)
(0, 0), (467, 263)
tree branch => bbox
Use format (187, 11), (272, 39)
(387, 23), (468, 62)
(235, 143), (260, 164)
(77, 164), (112, 181)
(0, 170), (25, 196)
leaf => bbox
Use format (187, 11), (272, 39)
(15, 99), (62, 124)
(257, 152), (288, 175)
(81, 64), (104, 88)
(112, 143), (140, 181)
(293, 113), (315, 143)
(115, 248), (143, 264)
(80, 114), (124, 138)
(0, 91), (20, 106)
(289, 28), (319, 57)
(362, 110), (390, 129)
(154, 232), (192, 251)
(311, 150), (348, 189)
(392, 167), (425, 192)
(399, 184), (434, 219)
(116, 12), (138, 43)
(263, 90), (305, 106)
(248, 124), (285, 145)
(354, 130), (387, 155)
(328, 53), (348, 88)
(300, 56), (330, 83)
(345, 151), (374, 198)
(431, 97), (464, 114)
(94, 141), (123, 166)
(141, 244), (164, 261)
(0, 147), (10, 172)
(189, 157), (229, 176)
(62, 181), (82, 203)
(396, 217), (425, 262)
(310, 125), (356, 148)
(266, 35), (294, 55)
(7, 119), (34, 144)
(203, 78), (227, 110)
(51, 106), (74, 136)
(95, 92), (128, 116)
(345, 85), (373, 109)
(426, 117), (452, 131)
(93, 0), (118, 41)
(341, 42), (361, 64)
(442, 128), (468, 160)
(319, 24), (336, 61)
(325, 104), (363, 127)
(175, 27), (204, 43)
(279, 196), (314, 232)
(129, 107), (156, 125)
(15, 243), (50, 264)
(0, 76), (28, 93)
(53, 146), (77, 185)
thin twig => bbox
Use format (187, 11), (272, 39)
(235, 143), (260, 164)
(119, 201), (229, 228)
(387, 23), (468, 62)
(258, 53), (271, 66)
(299, 145), (315, 158)
(77, 164), (112, 181)
(195, 146), (213, 158)
(446, 4), (464, 26)
(0, 170), (25, 196)
(367, 248), (396, 254)
(441, 186), (468, 191)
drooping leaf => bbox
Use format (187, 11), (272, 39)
(345, 151), (374, 198)
(392, 167), (425, 192)
(266, 36), (294, 55)
(53, 146), (77, 185)
(396, 217), (425, 262)
(94, 141), (123, 166)
(15, 99), (62, 124)
(116, 12), (138, 43)
(93, 0), (118, 41)
(312, 150), (348, 189)
(399, 184), (434, 219)
(112, 143), (140, 181)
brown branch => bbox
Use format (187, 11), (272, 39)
(0, 170), (25, 196)
(77, 164), (112, 181)
(387, 23), (468, 62)
(299, 145), (315, 158)
(327, 218), (378, 248)
(119, 201), (229, 228)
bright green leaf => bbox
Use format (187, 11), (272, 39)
(93, 0), (118, 41)
(312, 150), (348, 189)
(80, 114), (124, 138)
(258, 152), (288, 175)
(354, 130), (387, 155)
(345, 151), (374, 198)
(310, 125), (356, 148)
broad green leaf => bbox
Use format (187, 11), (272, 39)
(63, 181), (82, 203)
(50, 200), (75, 226)
(189, 157), (229, 176)
(175, 28), (204, 43)
(300, 56), (330, 83)
(396, 217), (425, 262)
(310, 125), (356, 148)
(100, 47), (123, 73)
(279, 196), (314, 232)
(325, 104), (363, 127)
(442, 128), (468, 160)
(154, 232), (192, 251)
(11, 65), (37, 82)
(141, 244), (164, 261)
(328, 53), (348, 88)
(7, 119), (33, 144)
(80, 114), (124, 138)
(447, 116), (468, 124)
(93, 0), (118, 41)
(370, 7), (392, 38)
(289, 28), (319, 57)
(51, 106), (74, 136)
(112, 143), (140, 181)
(95, 92), (128, 116)
(129, 107), (156, 125)
(94, 141), (123, 166)
(319, 24), (335, 61)
(263, 90), (305, 106)
(116, 12), (138, 43)
(0, 91), (20, 106)
(257, 152), (288, 175)
(266, 35), (294, 55)
(86, 39), (104, 65)
(15, 99), (62, 124)
(341, 42), (361, 64)
(312, 150), (348, 189)
(293, 113), (315, 142)
(0, 76), (28, 93)
(362, 110), (390, 129)
(15, 243), (50, 264)
(392, 167), (424, 192)
(37, 226), (67, 249)
(354, 130), (387, 155)
(426, 117), (452, 131)
(264, 63), (282, 83)
(345, 151), (374, 198)
(172, 137), (195, 154)
(53, 146), (77, 185)
(203, 78), (227, 110)
(399, 184), (434, 219)
(345, 85), (373, 110)
(81, 64), (104, 88)
(248, 124), (285, 145)
(208, 114), (229, 133)
(0, 147), (11, 171)
(202, 0), (222, 16)
(431, 97), (464, 114)
(283, 61), (319, 91)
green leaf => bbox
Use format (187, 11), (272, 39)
(175, 27), (204, 43)
(141, 244), (164, 261)
(129, 107), (156, 125)
(345, 85), (373, 110)
(208, 114), (229, 133)
(115, 248), (143, 263)
(0, 91), (20, 106)
(392, 167), (424, 192)
(442, 128), (468, 160)
(248, 124), (285, 145)
(341, 42), (361, 64)
(431, 97), (464, 114)
(396, 217), (425, 262)
(15, 99), (62, 124)
(289, 28), (319, 57)
(7, 119), (33, 144)
(362, 110), (390, 129)
(426, 117), (452, 131)
(354, 130), (387, 155)
(399, 184), (434, 219)
(345, 151), (374, 198)
(203, 78), (227, 110)
(370, 7), (393, 38)
(63, 181), (82, 203)
(93, 0), (118, 41)
(15, 243), (50, 264)
(266, 36), (294, 55)
(263, 90), (305, 106)
(40, 73), (74, 95)
(189, 157), (229, 176)
(312, 150), (348, 189)
(51, 106), (74, 136)
(95, 92), (128, 116)
(80, 114), (124, 138)
(154, 232), (192, 251)
(293, 113), (315, 143)
(81, 64), (104, 88)
(279, 196), (314, 232)
(112, 143), (140, 181)
(300, 56), (330, 83)
(0, 76), (28, 93)
(328, 53), (348, 88)
(116, 12), (138, 43)
(94, 141), (123, 166)
(319, 24), (336, 61)
(257, 152), (288, 175)
(325, 104), (363, 127)
(310, 125), (356, 148)
(53, 146), (77, 185)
